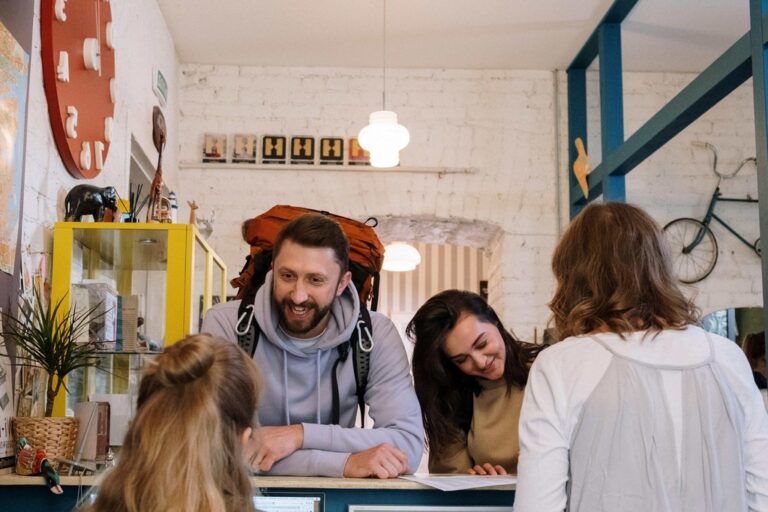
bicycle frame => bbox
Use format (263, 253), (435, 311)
(685, 186), (759, 254)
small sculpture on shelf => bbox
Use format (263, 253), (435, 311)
(147, 106), (167, 223)
(64, 185), (118, 222)
(16, 437), (62, 494)
(188, 200), (198, 225)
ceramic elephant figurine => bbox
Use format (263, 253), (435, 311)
(64, 185), (118, 222)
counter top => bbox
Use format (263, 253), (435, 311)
(0, 473), (515, 491)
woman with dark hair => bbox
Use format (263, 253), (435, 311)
(407, 289), (542, 475)
(515, 202), (768, 512)
(743, 331), (767, 390)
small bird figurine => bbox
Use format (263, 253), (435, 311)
(188, 200), (198, 225)
(573, 137), (592, 198)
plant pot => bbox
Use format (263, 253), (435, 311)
(12, 417), (79, 470)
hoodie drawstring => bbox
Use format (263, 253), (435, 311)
(282, 350), (291, 424)
(316, 352), (321, 424)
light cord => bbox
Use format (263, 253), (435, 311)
(382, 0), (387, 110)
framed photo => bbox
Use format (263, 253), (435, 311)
(232, 134), (257, 164)
(152, 66), (168, 107)
(262, 136), (287, 164)
(320, 137), (344, 164)
(348, 137), (370, 165)
(202, 134), (227, 163)
(290, 136), (316, 164)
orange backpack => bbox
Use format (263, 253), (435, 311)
(231, 205), (385, 308)
(230, 205), (385, 426)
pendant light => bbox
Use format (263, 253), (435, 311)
(383, 242), (422, 272)
(358, 0), (410, 168)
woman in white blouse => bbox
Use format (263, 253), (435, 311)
(515, 202), (768, 512)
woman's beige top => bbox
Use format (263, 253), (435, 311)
(428, 378), (524, 474)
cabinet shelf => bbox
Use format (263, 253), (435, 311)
(51, 222), (227, 416)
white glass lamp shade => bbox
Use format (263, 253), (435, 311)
(383, 242), (422, 272)
(357, 111), (410, 168)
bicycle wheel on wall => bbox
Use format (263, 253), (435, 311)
(663, 218), (718, 284)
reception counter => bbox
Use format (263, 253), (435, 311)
(0, 474), (515, 511)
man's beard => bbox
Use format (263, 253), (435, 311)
(275, 296), (333, 337)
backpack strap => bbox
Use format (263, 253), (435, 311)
(236, 298), (261, 357)
(350, 307), (373, 427)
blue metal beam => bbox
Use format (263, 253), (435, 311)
(568, 0), (641, 69)
(569, 31), (753, 203)
(598, 23), (626, 201)
(567, 68), (591, 218)
(749, 0), (768, 361)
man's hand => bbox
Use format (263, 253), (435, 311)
(343, 443), (409, 479)
(468, 463), (507, 476)
(251, 424), (304, 472)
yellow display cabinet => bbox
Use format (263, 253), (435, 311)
(50, 222), (227, 416)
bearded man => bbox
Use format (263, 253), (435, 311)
(202, 213), (424, 478)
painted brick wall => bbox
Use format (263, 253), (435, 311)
(20, 0), (179, 281)
(176, 66), (560, 339)
(557, 70), (761, 316)
(179, 64), (762, 339)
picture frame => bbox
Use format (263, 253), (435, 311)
(348, 137), (370, 165)
(320, 137), (344, 165)
(232, 134), (257, 164)
(262, 136), (287, 164)
(202, 134), (227, 163)
(152, 66), (168, 108)
(290, 136), (316, 164)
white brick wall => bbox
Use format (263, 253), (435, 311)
(180, 65), (762, 338)
(557, 70), (761, 316)
(18, 1), (762, 335)
(176, 66), (560, 339)
(20, 0), (179, 273)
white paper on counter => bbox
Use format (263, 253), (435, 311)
(399, 473), (517, 491)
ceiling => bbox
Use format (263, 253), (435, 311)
(156, 0), (750, 72)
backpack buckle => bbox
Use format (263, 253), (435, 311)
(356, 319), (374, 353)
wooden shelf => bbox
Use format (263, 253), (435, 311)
(179, 161), (475, 175)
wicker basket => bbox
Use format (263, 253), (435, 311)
(12, 417), (79, 469)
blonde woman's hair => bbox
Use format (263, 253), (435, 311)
(550, 202), (698, 339)
(82, 334), (260, 512)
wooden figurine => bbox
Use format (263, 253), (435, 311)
(573, 137), (592, 199)
(188, 200), (198, 225)
(147, 107), (167, 222)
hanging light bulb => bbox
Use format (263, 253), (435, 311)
(383, 242), (421, 272)
(358, 111), (410, 168)
(358, 0), (409, 168)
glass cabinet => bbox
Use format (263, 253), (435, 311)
(50, 222), (227, 416)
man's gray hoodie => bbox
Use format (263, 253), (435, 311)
(201, 271), (425, 477)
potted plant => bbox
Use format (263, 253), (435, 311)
(0, 289), (104, 464)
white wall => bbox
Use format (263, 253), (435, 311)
(556, 71), (761, 315)
(20, 0), (180, 276)
(176, 66), (560, 339)
(17, 2), (757, 334)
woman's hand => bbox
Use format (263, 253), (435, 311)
(468, 463), (507, 475)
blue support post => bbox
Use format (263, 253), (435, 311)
(569, 32), (753, 204)
(749, 0), (768, 359)
(567, 67), (590, 218)
(598, 23), (626, 202)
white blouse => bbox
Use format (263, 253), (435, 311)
(515, 326), (768, 512)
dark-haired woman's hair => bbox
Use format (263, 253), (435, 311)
(407, 290), (541, 459)
(82, 334), (261, 512)
(550, 202), (699, 339)
(743, 331), (766, 370)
